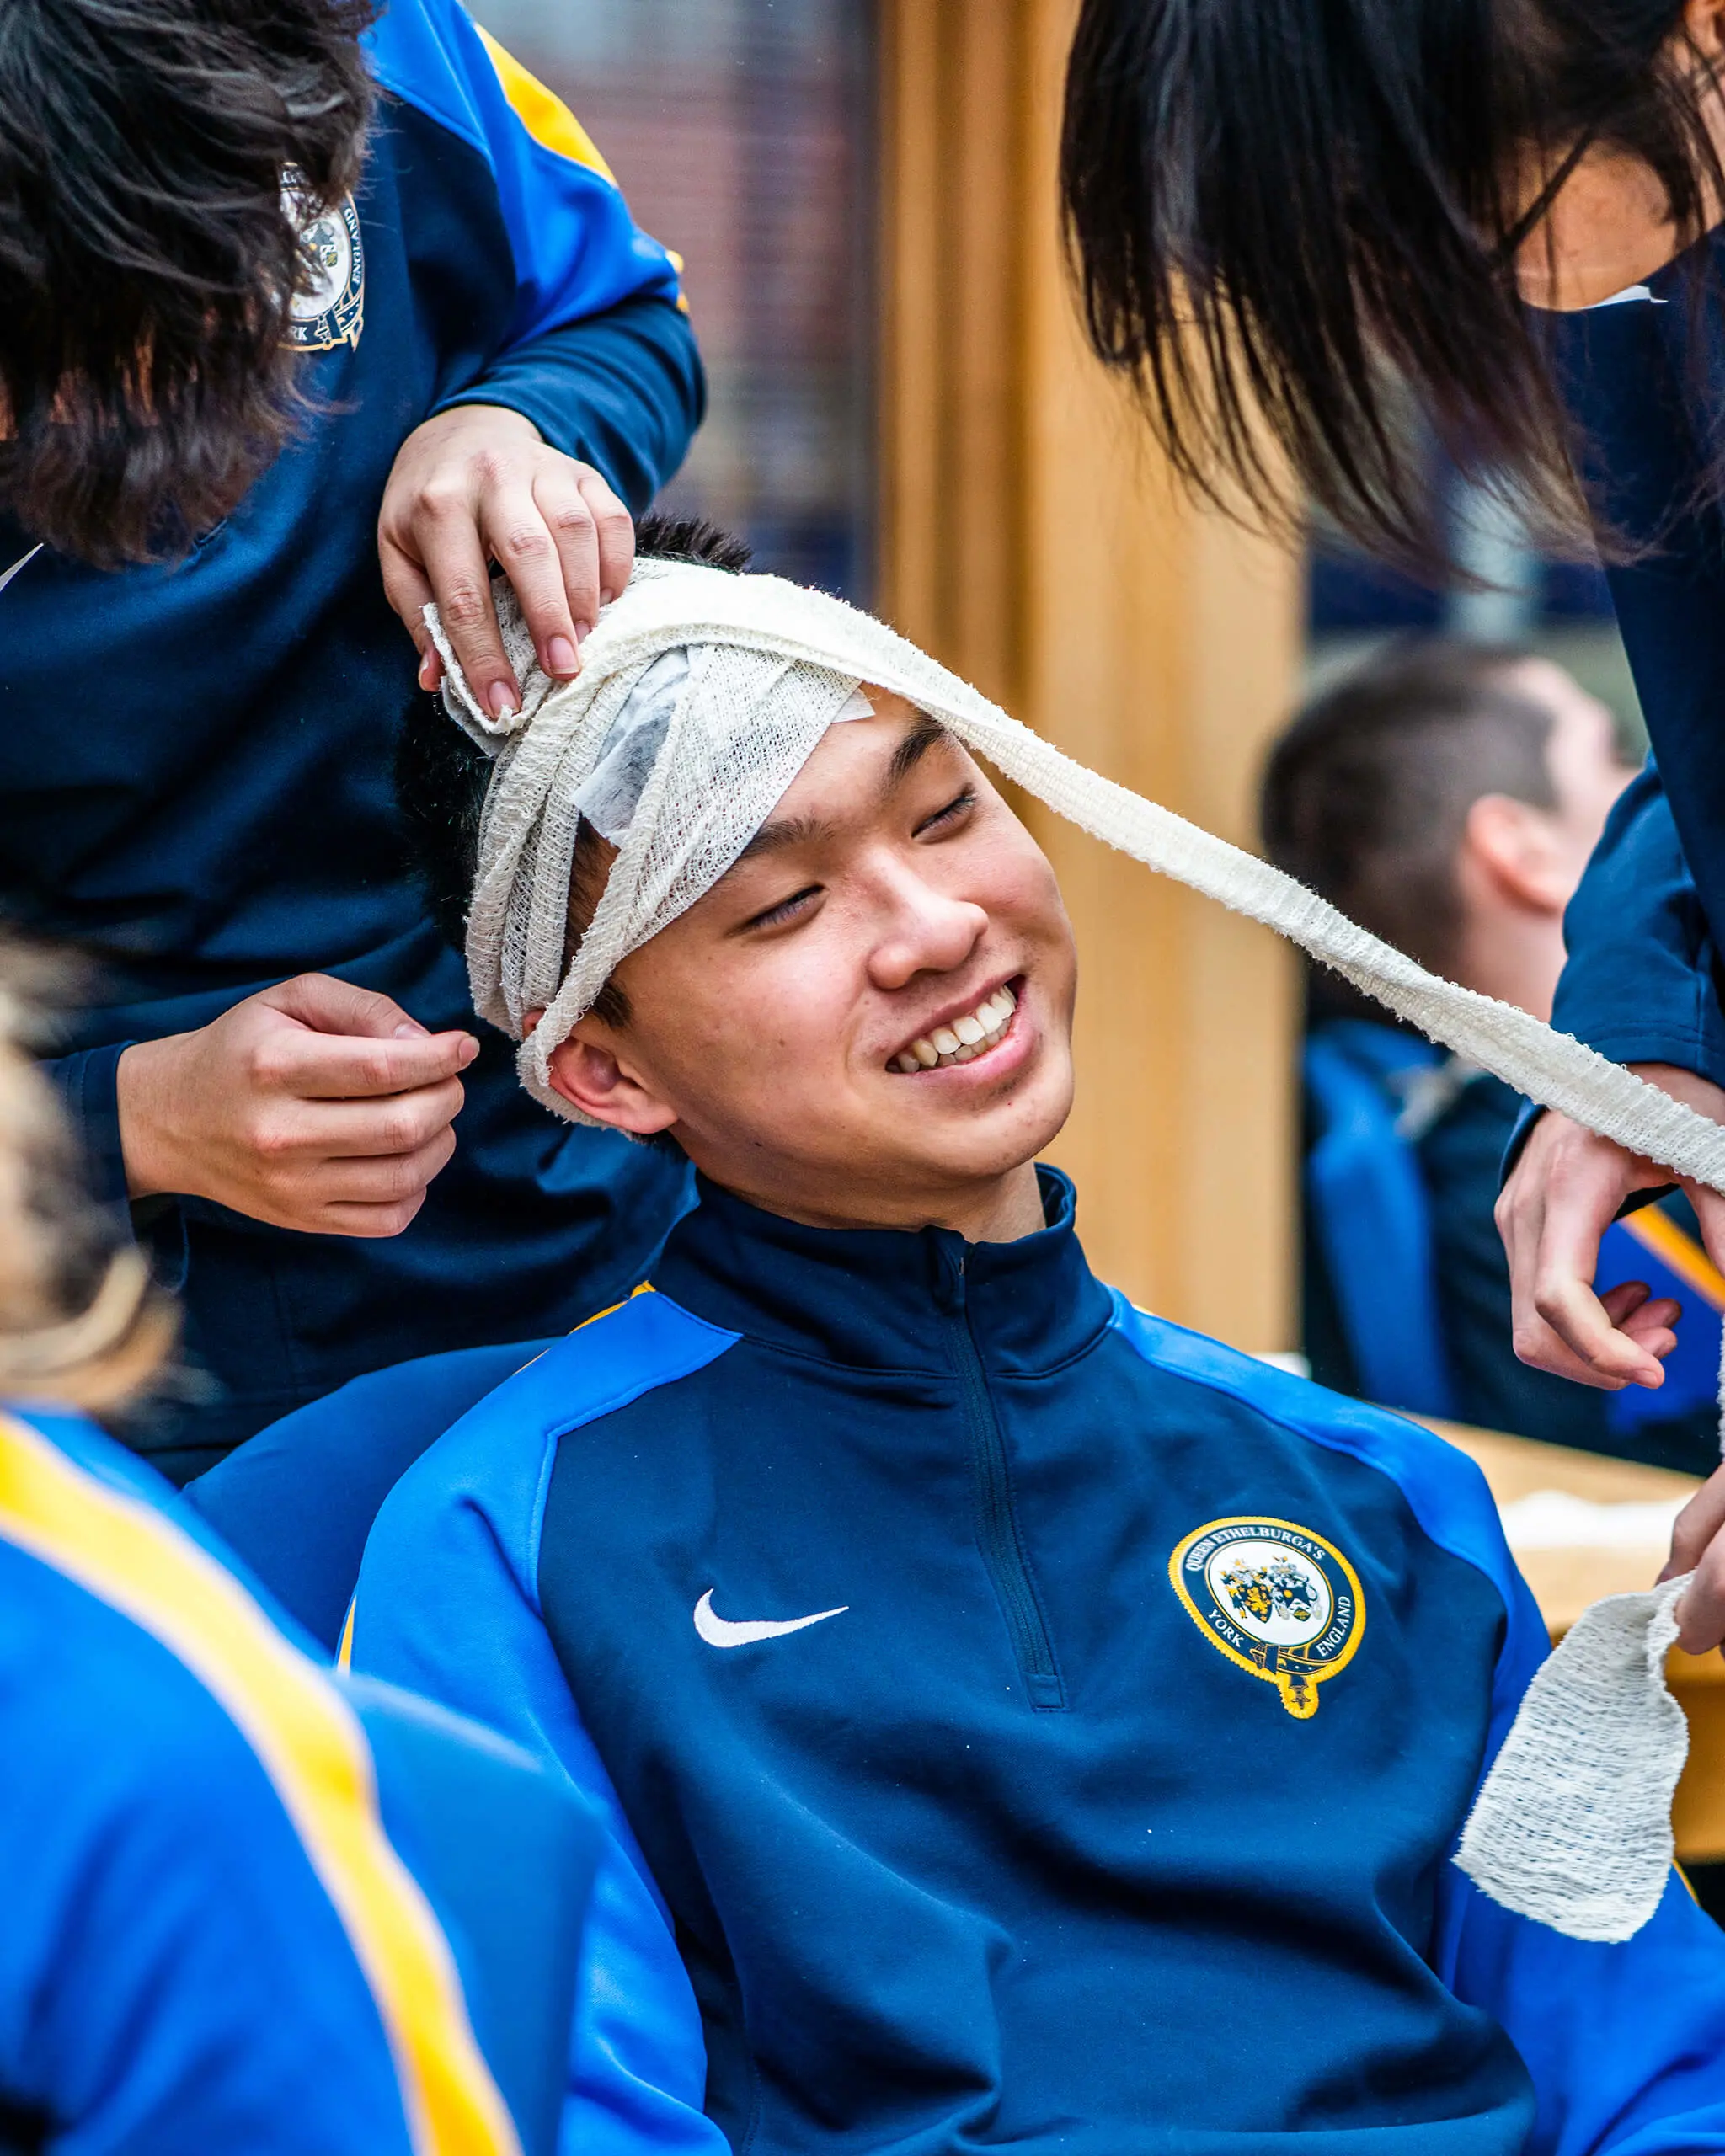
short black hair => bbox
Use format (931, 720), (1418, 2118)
(395, 512), (756, 1021)
(1060, 0), (1725, 578)
(0, 0), (375, 565)
(1261, 640), (1565, 982)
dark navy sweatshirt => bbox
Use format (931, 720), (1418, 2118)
(0, 0), (700, 1480)
(1528, 237), (1725, 1111)
(344, 1170), (1725, 2154)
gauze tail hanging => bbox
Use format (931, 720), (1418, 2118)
(426, 558), (1721, 1945)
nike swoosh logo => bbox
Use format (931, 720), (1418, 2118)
(693, 1588), (848, 1649)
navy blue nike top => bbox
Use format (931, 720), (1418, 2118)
(1519, 237), (1725, 1129)
(342, 1169), (1725, 2154)
(0, 0), (700, 1481)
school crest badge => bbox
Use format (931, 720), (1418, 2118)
(1169, 1516), (1365, 1720)
(281, 164), (365, 353)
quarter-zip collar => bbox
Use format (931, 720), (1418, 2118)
(652, 1166), (1113, 1377)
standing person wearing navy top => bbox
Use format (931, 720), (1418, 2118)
(1058, 0), (1725, 1657)
(0, 0), (702, 1480)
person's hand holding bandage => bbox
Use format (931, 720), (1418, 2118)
(117, 974), (477, 1236)
(378, 404), (636, 718)
(1498, 1073), (1725, 1657)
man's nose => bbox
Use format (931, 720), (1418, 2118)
(865, 863), (989, 990)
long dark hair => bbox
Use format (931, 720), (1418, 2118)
(0, 0), (375, 566)
(1060, 0), (1725, 574)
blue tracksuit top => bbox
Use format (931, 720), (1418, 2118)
(1525, 233), (1725, 1107)
(349, 1169), (1725, 2155)
(0, 1397), (517, 2155)
(0, 0), (700, 1480)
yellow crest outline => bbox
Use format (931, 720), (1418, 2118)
(1168, 1513), (1365, 1720)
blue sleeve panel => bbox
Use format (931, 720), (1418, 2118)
(186, 1338), (560, 1654)
(1443, 1845), (1725, 2154)
(1434, 1566), (1725, 2156)
(365, 0), (702, 510)
(0, 1402), (514, 2156)
(1109, 1297), (1725, 2155)
(366, 0), (682, 338)
(350, 1294), (739, 2156)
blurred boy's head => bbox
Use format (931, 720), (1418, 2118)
(1261, 642), (1632, 1021)
(400, 520), (1079, 1236)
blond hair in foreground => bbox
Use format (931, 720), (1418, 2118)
(0, 947), (171, 1411)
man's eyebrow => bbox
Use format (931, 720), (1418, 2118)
(723, 813), (833, 873)
(886, 712), (950, 790)
(717, 715), (953, 883)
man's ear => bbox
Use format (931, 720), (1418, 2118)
(1461, 794), (1568, 915)
(542, 1027), (681, 1136)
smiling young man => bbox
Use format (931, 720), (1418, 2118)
(307, 530), (1725, 2155)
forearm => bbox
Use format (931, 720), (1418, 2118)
(435, 291), (705, 516)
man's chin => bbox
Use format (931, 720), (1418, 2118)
(873, 1091), (1074, 1198)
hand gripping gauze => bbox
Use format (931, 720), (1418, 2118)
(426, 560), (1718, 1943)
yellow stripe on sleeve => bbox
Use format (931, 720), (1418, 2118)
(0, 1412), (520, 2156)
(1617, 1206), (1725, 1311)
(474, 25), (617, 184)
(572, 1280), (657, 1335)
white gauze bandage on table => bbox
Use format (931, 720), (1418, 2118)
(427, 557), (1720, 1945)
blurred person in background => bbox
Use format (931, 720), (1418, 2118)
(1265, 642), (1723, 1470)
(0, 0), (703, 1483)
(1061, 0), (1725, 1650)
(0, 945), (525, 2155)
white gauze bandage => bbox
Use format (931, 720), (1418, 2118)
(429, 559), (1718, 1944)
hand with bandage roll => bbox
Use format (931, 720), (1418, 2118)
(115, 974), (478, 1237)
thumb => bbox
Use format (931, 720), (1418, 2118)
(262, 973), (435, 1041)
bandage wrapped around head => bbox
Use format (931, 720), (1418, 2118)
(428, 554), (1725, 1945)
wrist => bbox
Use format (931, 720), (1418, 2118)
(429, 400), (543, 447)
(1630, 1061), (1725, 1122)
(116, 1035), (191, 1202)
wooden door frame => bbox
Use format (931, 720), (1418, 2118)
(878, 0), (1301, 1351)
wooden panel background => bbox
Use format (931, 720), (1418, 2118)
(879, 0), (1302, 1349)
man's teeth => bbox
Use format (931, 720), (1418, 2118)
(892, 985), (1017, 1073)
